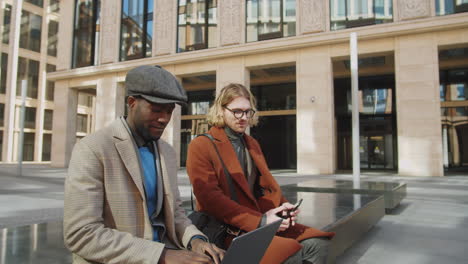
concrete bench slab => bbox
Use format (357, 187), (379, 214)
(282, 179), (406, 213)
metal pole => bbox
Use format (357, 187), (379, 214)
(350, 32), (360, 188)
(18, 80), (27, 176)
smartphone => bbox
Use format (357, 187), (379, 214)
(292, 198), (303, 211)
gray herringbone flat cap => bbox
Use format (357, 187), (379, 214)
(126, 65), (187, 106)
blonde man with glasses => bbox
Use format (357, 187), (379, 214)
(187, 83), (334, 264)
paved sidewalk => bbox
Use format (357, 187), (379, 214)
(1, 165), (468, 263)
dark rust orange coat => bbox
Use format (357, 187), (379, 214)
(187, 127), (334, 264)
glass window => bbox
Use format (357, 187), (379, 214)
(46, 64), (56, 101)
(1, 53), (7, 94)
(120, 0), (153, 61)
(42, 133), (52, 161)
(0, 103), (4, 127)
(330, 0), (393, 31)
(19, 11), (42, 52)
(48, 20), (59, 57)
(182, 89), (215, 115)
(246, 0), (295, 42)
(78, 93), (93, 106)
(440, 84), (446, 102)
(251, 83), (296, 111)
(24, 107), (37, 129)
(177, 0), (217, 52)
(72, 0), (100, 68)
(49, 0), (60, 13)
(0, 131), (2, 160)
(44, 109), (53, 130)
(77, 114), (88, 133)
(25, 0), (44, 7)
(23, 132), (35, 161)
(16, 57), (39, 98)
(2, 4), (11, 44)
(436, 0), (468, 15)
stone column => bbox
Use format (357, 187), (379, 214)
(154, 0), (177, 56)
(94, 74), (125, 130)
(51, 81), (78, 167)
(218, 0), (243, 46)
(99, 0), (121, 64)
(297, 0), (327, 35)
(296, 46), (335, 174)
(2, 0), (22, 162)
(216, 57), (249, 93)
(161, 67), (182, 165)
(396, 0), (431, 21)
(395, 33), (443, 176)
(162, 105), (182, 165)
(57, 0), (74, 70)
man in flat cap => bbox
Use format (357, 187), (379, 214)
(64, 65), (224, 264)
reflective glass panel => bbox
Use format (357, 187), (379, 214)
(46, 64), (56, 101)
(19, 11), (42, 52)
(181, 89), (215, 115)
(72, 0), (100, 68)
(0, 103), (4, 127)
(251, 115), (296, 169)
(1, 53), (7, 94)
(44, 109), (53, 130)
(246, 0), (259, 42)
(48, 20), (59, 57)
(258, 0), (281, 39)
(42, 134), (52, 161)
(25, 0), (44, 7)
(251, 82), (296, 111)
(120, 0), (152, 61)
(436, 0), (468, 15)
(177, 0), (217, 52)
(246, 0), (295, 42)
(330, 0), (393, 30)
(24, 107), (37, 129)
(2, 4), (11, 44)
(16, 57), (39, 99)
(77, 114), (88, 133)
(23, 133), (35, 161)
(283, 0), (296, 37)
(49, 0), (60, 13)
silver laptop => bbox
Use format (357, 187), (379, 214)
(221, 219), (282, 264)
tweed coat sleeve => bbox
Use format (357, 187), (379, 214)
(64, 139), (163, 264)
(157, 140), (207, 248)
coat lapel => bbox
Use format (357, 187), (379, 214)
(157, 141), (183, 248)
(113, 119), (146, 200)
(209, 127), (258, 205)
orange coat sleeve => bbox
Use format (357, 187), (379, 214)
(187, 137), (263, 232)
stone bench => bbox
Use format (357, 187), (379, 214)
(282, 179), (406, 213)
(185, 187), (386, 263)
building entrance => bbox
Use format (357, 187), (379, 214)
(249, 65), (297, 170)
(439, 47), (468, 173)
(335, 75), (397, 170)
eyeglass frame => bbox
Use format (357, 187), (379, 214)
(224, 106), (256, 119)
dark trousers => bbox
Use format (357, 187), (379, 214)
(283, 238), (331, 264)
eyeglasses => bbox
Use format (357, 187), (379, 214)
(224, 107), (256, 119)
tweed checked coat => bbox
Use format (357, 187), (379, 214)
(64, 118), (205, 264)
(187, 127), (335, 264)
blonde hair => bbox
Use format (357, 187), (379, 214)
(207, 83), (259, 127)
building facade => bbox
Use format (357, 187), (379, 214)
(0, 0), (94, 164)
(48, 0), (468, 177)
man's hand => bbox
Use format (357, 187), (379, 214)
(159, 248), (213, 264)
(280, 202), (300, 227)
(190, 239), (225, 264)
(264, 205), (290, 232)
